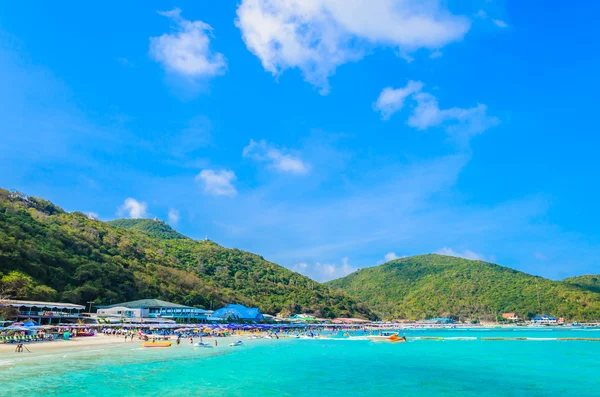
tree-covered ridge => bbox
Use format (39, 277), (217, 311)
(109, 218), (189, 240)
(327, 254), (600, 322)
(563, 275), (600, 294)
(0, 188), (373, 319)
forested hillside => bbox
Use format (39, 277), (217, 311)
(0, 189), (372, 319)
(563, 275), (600, 294)
(328, 254), (600, 321)
(108, 218), (188, 240)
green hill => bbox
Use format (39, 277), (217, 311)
(0, 189), (372, 319)
(563, 275), (600, 294)
(109, 218), (189, 240)
(327, 254), (600, 322)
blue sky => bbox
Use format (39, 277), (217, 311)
(1, 1), (599, 281)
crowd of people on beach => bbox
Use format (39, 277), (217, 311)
(3, 323), (391, 354)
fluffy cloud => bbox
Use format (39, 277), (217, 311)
(373, 80), (423, 119)
(168, 208), (180, 226)
(85, 212), (99, 220)
(195, 169), (238, 197)
(384, 252), (400, 262)
(235, 0), (470, 93)
(150, 8), (227, 78)
(375, 81), (499, 140)
(117, 198), (148, 218)
(476, 9), (508, 29)
(409, 92), (499, 138)
(243, 139), (309, 174)
(436, 247), (485, 261)
(292, 256), (356, 282)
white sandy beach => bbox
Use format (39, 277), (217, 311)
(0, 334), (253, 355)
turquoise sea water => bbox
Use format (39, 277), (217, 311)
(2, 328), (600, 396)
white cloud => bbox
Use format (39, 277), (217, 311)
(243, 139), (310, 174)
(195, 169), (238, 197)
(429, 51), (443, 59)
(534, 252), (547, 260)
(235, 0), (470, 94)
(117, 198), (148, 219)
(476, 9), (508, 28)
(150, 8), (227, 78)
(292, 256), (357, 281)
(375, 82), (499, 139)
(168, 208), (180, 226)
(384, 252), (400, 262)
(436, 247), (485, 261)
(86, 212), (99, 220)
(493, 19), (508, 28)
(408, 92), (500, 139)
(373, 80), (423, 120)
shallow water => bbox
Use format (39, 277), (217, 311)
(3, 328), (600, 396)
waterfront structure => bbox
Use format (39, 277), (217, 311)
(211, 304), (263, 321)
(332, 318), (369, 324)
(532, 315), (557, 324)
(501, 313), (520, 321)
(96, 299), (212, 324)
(0, 299), (86, 324)
(425, 317), (455, 324)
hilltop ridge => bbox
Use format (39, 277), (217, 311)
(0, 188), (372, 319)
(109, 218), (189, 240)
(327, 254), (600, 321)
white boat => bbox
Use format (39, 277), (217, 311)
(247, 335), (259, 340)
(262, 334), (273, 339)
(229, 340), (243, 347)
(194, 342), (213, 348)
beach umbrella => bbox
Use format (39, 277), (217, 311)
(7, 326), (30, 331)
(23, 320), (39, 327)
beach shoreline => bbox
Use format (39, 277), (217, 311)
(0, 334), (250, 355)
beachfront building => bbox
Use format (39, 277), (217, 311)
(211, 304), (263, 322)
(532, 315), (557, 325)
(96, 299), (212, 324)
(501, 313), (520, 322)
(0, 299), (87, 325)
(425, 317), (455, 324)
(332, 318), (370, 324)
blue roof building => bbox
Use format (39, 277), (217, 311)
(212, 304), (263, 321)
(97, 299), (212, 323)
(532, 315), (557, 323)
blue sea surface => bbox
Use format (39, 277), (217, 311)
(2, 328), (600, 396)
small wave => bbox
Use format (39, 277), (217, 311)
(0, 360), (15, 367)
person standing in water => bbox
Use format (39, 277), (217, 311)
(214, 339), (218, 347)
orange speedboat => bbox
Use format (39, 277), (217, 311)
(366, 333), (406, 343)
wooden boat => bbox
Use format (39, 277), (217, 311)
(141, 341), (172, 348)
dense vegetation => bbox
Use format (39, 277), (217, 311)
(0, 189), (372, 319)
(328, 254), (600, 321)
(108, 218), (188, 240)
(563, 275), (600, 294)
